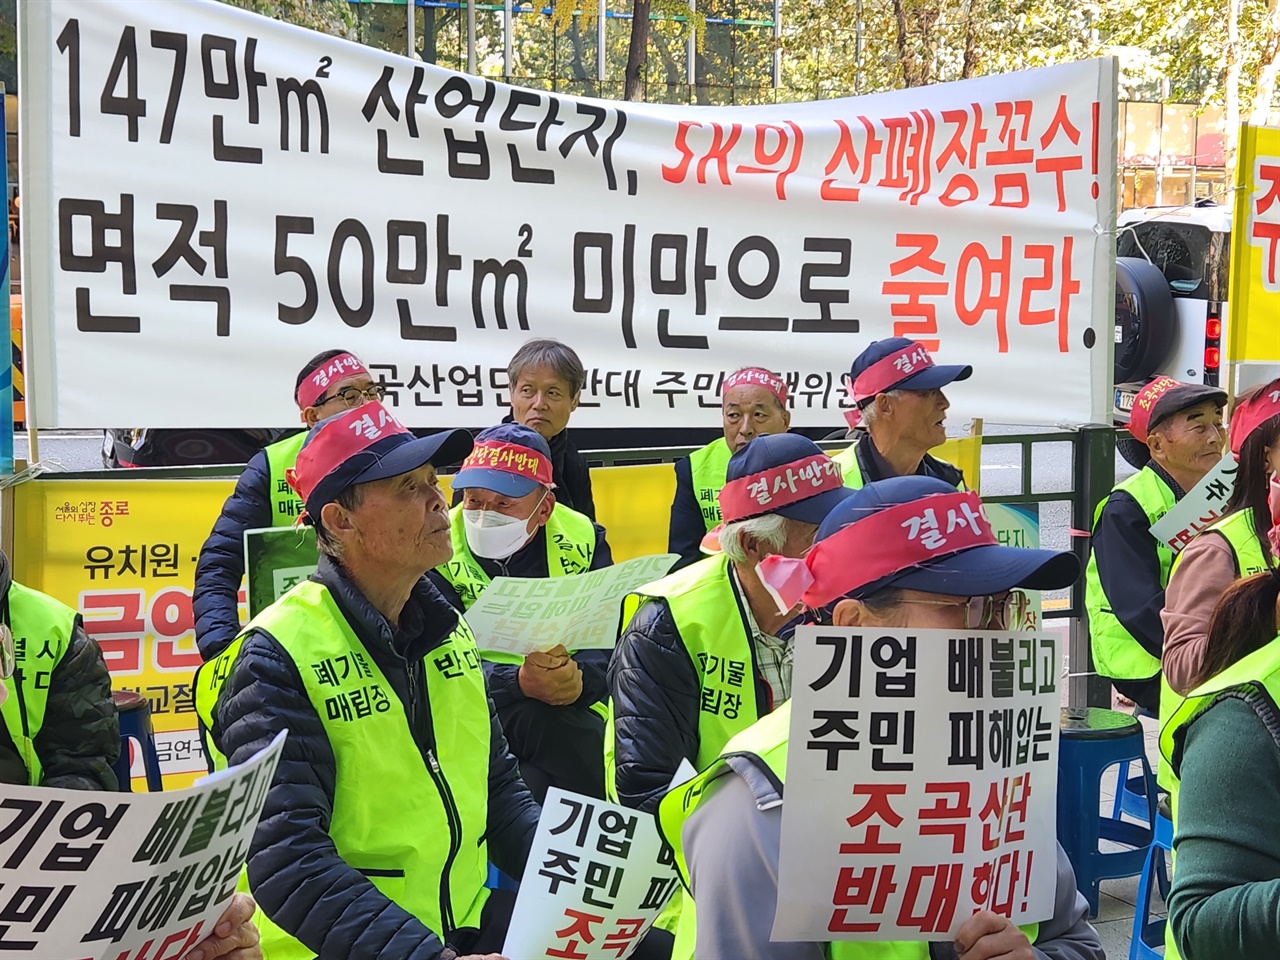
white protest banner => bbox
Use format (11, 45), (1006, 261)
(1149, 452), (1239, 553)
(0, 730), (284, 960)
(464, 553), (678, 657)
(502, 787), (680, 960)
(20, 0), (1117, 430)
(775, 627), (1059, 942)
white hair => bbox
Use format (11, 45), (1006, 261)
(859, 389), (903, 427)
(719, 512), (791, 563)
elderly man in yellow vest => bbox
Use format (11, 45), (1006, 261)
(667, 368), (792, 569)
(661, 476), (1102, 960)
(610, 433), (852, 813)
(201, 401), (539, 959)
(835, 337), (972, 490)
(193, 349), (383, 659)
(429, 422), (613, 803)
(1084, 377), (1226, 714)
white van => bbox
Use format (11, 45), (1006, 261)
(1113, 201), (1230, 419)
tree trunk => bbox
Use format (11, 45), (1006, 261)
(960, 0), (980, 79)
(1250, 0), (1280, 123)
(1224, 0), (1243, 189)
(625, 0), (652, 100)
(892, 0), (920, 86)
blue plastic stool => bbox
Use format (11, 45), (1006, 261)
(1129, 811), (1174, 959)
(486, 863), (519, 892)
(112, 691), (164, 793)
(1057, 707), (1156, 917)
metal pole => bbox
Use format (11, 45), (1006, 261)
(686, 0), (696, 86)
(1068, 424), (1116, 709)
(504, 0), (513, 80)
(597, 0), (606, 84)
(407, 0), (416, 58)
(854, 0), (864, 94)
(771, 0), (780, 89)
(467, 0), (477, 74)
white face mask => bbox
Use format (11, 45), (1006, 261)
(462, 491), (547, 559)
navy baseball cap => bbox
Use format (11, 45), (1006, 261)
(719, 434), (853, 525)
(815, 476), (1080, 599)
(287, 401), (472, 521)
(849, 338), (972, 408)
(451, 423), (554, 498)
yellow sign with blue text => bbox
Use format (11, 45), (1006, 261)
(1228, 124), (1280, 381)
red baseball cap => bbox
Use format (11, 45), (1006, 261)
(1230, 379), (1280, 456)
(286, 401), (472, 521)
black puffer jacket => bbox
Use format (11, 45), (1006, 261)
(211, 555), (539, 959)
(193, 449), (273, 659)
(0, 553), (119, 790)
(608, 569), (772, 814)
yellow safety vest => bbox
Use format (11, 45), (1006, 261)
(659, 702), (1038, 959)
(1158, 633), (1280, 960)
(1084, 467), (1176, 682)
(0, 583), (79, 787)
(193, 580), (491, 958)
(830, 445), (967, 492)
(263, 432), (307, 526)
(687, 438), (734, 532)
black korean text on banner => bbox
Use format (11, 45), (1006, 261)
(0, 731), (283, 960)
(774, 627), (1059, 942)
(23, 0), (1117, 429)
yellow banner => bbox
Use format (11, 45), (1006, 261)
(1228, 123), (1280, 367)
(13, 478), (235, 789)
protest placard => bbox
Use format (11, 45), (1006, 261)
(464, 553), (678, 658)
(244, 525), (319, 617)
(0, 730), (283, 960)
(503, 787), (681, 960)
(774, 627), (1059, 942)
(21, 0), (1117, 430)
(985, 504), (1043, 628)
(1148, 451), (1239, 553)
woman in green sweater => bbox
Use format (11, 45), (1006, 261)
(1164, 564), (1280, 959)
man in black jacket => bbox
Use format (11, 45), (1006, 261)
(610, 435), (851, 813)
(208, 401), (539, 960)
(192, 349), (382, 659)
(429, 422), (612, 802)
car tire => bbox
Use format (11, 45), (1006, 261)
(1115, 257), (1177, 384)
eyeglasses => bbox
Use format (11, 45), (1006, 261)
(0, 624), (13, 680)
(317, 384), (386, 408)
(896, 590), (1032, 630)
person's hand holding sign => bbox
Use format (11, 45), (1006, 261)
(183, 893), (262, 960)
(518, 644), (583, 706)
(953, 911), (1035, 960)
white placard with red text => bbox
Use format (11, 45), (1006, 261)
(1148, 452), (1238, 553)
(774, 627), (1059, 942)
(20, 0), (1117, 429)
(502, 788), (680, 960)
(0, 731), (282, 960)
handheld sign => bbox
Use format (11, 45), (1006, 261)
(502, 787), (681, 960)
(0, 731), (285, 960)
(774, 627), (1059, 942)
(1148, 452), (1238, 553)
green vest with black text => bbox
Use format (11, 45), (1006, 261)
(192, 579), (491, 960)
(263, 432), (308, 526)
(1158, 633), (1280, 960)
(0, 584), (78, 787)
(688, 438), (734, 532)
(435, 501), (596, 667)
(830, 445), (967, 492)
(658, 703), (1039, 960)
(1084, 467), (1177, 682)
